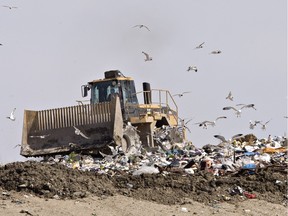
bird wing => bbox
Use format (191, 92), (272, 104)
(226, 91), (232, 98)
(11, 108), (16, 115)
(194, 121), (204, 125)
(142, 51), (149, 58)
(143, 25), (150, 31)
(205, 121), (215, 125)
(241, 104), (256, 110)
(182, 91), (191, 95)
(214, 135), (227, 142)
(231, 134), (243, 140)
(199, 42), (205, 46)
(133, 25), (140, 28)
(223, 106), (238, 112)
(185, 118), (194, 125)
(215, 116), (227, 121)
(195, 42), (204, 48)
(263, 119), (271, 125)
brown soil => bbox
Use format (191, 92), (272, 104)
(0, 160), (287, 207)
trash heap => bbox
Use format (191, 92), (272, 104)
(47, 131), (288, 178)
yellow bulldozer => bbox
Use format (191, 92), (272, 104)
(21, 70), (186, 157)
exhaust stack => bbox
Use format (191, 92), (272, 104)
(143, 82), (152, 104)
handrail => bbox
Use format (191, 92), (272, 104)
(125, 89), (179, 123)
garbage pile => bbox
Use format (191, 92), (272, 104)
(46, 131), (288, 178)
(0, 130), (287, 205)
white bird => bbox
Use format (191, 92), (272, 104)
(29, 134), (50, 139)
(214, 133), (243, 143)
(187, 66), (198, 72)
(195, 42), (205, 49)
(6, 108), (16, 121)
(259, 120), (271, 131)
(225, 91), (234, 101)
(195, 116), (227, 129)
(13, 144), (21, 149)
(249, 120), (261, 129)
(133, 24), (150, 31)
(73, 126), (90, 139)
(178, 117), (194, 133)
(3, 5), (17, 9)
(173, 91), (191, 97)
(142, 51), (152, 61)
(236, 103), (257, 110)
(223, 104), (256, 117)
(76, 100), (84, 105)
(210, 50), (222, 54)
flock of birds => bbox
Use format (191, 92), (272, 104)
(174, 89), (285, 135)
(132, 24), (221, 69)
(2, 18), (286, 147)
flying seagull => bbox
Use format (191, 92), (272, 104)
(225, 91), (233, 101)
(249, 120), (261, 130)
(236, 103), (257, 110)
(210, 50), (222, 54)
(6, 108), (16, 121)
(2, 5), (18, 9)
(195, 42), (205, 49)
(187, 66), (197, 72)
(133, 24), (150, 31)
(195, 116), (227, 129)
(178, 117), (194, 133)
(73, 126), (90, 139)
(142, 51), (152, 61)
(259, 119), (271, 131)
(173, 91), (191, 97)
(214, 133), (243, 144)
(223, 104), (256, 117)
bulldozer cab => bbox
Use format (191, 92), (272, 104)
(84, 70), (138, 111)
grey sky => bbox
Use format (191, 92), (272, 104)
(0, 0), (287, 163)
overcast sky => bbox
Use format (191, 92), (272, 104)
(0, 0), (287, 163)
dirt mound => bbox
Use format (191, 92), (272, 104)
(0, 161), (287, 206)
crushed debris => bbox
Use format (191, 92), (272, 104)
(0, 133), (287, 206)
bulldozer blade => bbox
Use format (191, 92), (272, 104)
(21, 96), (123, 157)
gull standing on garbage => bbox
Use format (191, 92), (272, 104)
(226, 91), (234, 101)
(73, 126), (90, 139)
(195, 116), (227, 129)
(142, 51), (152, 61)
(6, 108), (16, 121)
(133, 24), (150, 31)
(223, 104), (256, 117)
(187, 66), (198, 72)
